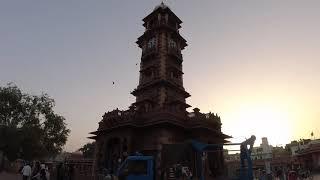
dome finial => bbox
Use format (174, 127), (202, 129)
(154, 1), (169, 11)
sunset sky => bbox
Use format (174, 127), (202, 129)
(1, 0), (319, 151)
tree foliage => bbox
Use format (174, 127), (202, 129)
(79, 142), (95, 159)
(0, 83), (70, 161)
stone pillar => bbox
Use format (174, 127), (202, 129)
(158, 13), (161, 24)
(158, 31), (168, 108)
(93, 138), (105, 176)
(165, 14), (168, 24)
(156, 150), (162, 180)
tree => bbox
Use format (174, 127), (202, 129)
(0, 83), (70, 161)
(79, 142), (95, 158)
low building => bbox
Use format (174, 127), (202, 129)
(226, 137), (320, 177)
(296, 139), (320, 171)
(225, 153), (241, 162)
(224, 152), (241, 179)
(251, 137), (273, 160)
(286, 139), (311, 156)
(250, 137), (273, 174)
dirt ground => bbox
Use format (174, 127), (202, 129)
(0, 172), (20, 180)
(1, 172), (319, 180)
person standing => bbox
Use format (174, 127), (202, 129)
(21, 162), (32, 180)
(259, 170), (267, 180)
(45, 166), (50, 180)
(40, 164), (47, 180)
(32, 161), (41, 180)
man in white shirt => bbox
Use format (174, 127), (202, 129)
(21, 162), (32, 180)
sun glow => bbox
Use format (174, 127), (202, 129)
(223, 101), (294, 147)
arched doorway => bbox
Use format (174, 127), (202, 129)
(105, 137), (121, 173)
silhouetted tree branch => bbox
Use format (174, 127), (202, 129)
(0, 83), (70, 161)
(78, 142), (95, 159)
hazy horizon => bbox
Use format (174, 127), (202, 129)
(1, 0), (319, 152)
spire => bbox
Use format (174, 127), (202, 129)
(154, 1), (169, 11)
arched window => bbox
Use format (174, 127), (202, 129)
(168, 39), (176, 49)
(147, 37), (157, 49)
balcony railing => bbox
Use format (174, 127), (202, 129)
(147, 22), (179, 32)
(98, 107), (222, 133)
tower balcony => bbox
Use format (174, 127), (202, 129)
(187, 110), (223, 131)
(94, 107), (225, 137)
(146, 22), (179, 33)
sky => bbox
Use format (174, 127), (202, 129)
(0, 0), (320, 151)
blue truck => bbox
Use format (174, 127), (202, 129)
(117, 155), (154, 180)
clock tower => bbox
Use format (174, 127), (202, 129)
(132, 2), (190, 114)
(91, 3), (231, 179)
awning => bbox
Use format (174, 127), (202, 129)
(191, 140), (223, 152)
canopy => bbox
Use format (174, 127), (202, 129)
(191, 140), (223, 152)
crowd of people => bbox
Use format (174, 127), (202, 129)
(20, 161), (50, 180)
(254, 166), (313, 180)
(20, 161), (77, 180)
